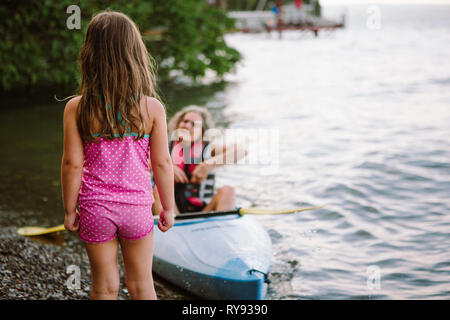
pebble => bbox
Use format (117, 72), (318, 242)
(0, 225), (192, 300)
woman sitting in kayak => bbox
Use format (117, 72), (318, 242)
(153, 105), (246, 214)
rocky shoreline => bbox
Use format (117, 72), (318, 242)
(0, 225), (193, 300)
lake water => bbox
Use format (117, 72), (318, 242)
(217, 3), (450, 299)
(1, 3), (449, 300)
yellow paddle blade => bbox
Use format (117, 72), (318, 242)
(239, 205), (325, 215)
(17, 224), (66, 237)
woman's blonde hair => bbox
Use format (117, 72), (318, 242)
(167, 105), (215, 138)
(77, 10), (160, 141)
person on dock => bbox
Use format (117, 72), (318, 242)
(152, 105), (246, 214)
(61, 11), (175, 300)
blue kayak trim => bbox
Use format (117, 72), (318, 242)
(153, 256), (268, 300)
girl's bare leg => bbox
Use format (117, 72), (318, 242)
(119, 231), (157, 300)
(84, 238), (120, 300)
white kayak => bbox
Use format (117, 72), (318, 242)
(152, 213), (272, 300)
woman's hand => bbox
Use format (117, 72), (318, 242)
(158, 209), (175, 232)
(190, 162), (213, 184)
(64, 209), (80, 232)
(173, 164), (189, 184)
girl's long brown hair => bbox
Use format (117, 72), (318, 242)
(78, 11), (159, 141)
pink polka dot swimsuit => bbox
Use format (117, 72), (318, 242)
(78, 133), (154, 244)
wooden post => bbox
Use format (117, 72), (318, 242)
(276, 0), (283, 39)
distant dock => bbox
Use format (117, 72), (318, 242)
(227, 4), (345, 37)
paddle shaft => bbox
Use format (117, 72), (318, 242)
(174, 208), (241, 220)
(173, 205), (324, 220)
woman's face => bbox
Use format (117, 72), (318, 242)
(178, 111), (203, 143)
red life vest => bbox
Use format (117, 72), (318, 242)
(170, 140), (215, 212)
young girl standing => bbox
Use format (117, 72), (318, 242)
(61, 11), (175, 300)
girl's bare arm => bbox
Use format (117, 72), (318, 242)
(61, 97), (84, 217)
(148, 97), (175, 229)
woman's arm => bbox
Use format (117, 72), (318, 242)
(61, 96), (83, 231)
(148, 97), (175, 231)
(190, 143), (247, 184)
(209, 143), (248, 166)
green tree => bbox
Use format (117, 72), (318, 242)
(0, 0), (242, 94)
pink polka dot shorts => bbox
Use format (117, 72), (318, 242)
(78, 201), (154, 244)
